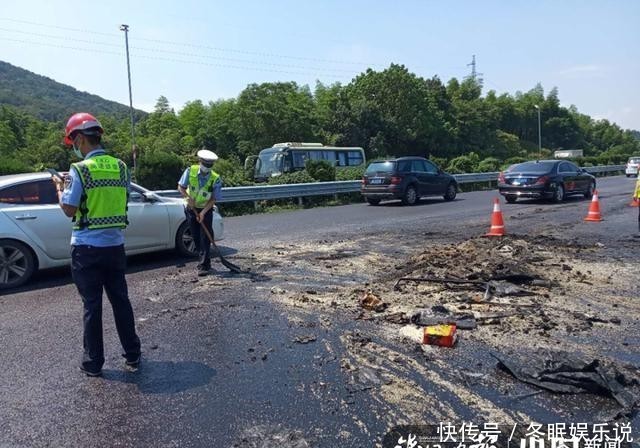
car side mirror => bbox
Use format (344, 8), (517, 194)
(143, 192), (159, 203)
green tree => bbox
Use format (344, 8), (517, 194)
(233, 82), (316, 158)
(446, 152), (480, 174)
(178, 100), (209, 149)
(305, 159), (335, 181)
(335, 166), (365, 180)
(447, 77), (496, 156)
(338, 64), (440, 158)
(0, 157), (31, 175)
(135, 150), (185, 190)
(4, 63), (640, 192)
(0, 121), (19, 155)
(477, 157), (501, 172)
(206, 99), (238, 159)
(313, 81), (343, 145)
(213, 157), (252, 187)
(267, 170), (315, 185)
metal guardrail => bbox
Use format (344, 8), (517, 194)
(585, 164), (625, 174)
(155, 181), (361, 202)
(154, 165), (625, 203)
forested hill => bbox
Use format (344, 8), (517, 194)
(1, 62), (638, 189)
(0, 60), (146, 122)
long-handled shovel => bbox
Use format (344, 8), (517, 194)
(188, 205), (245, 274)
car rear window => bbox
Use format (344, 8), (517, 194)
(366, 162), (396, 174)
(507, 162), (556, 173)
(0, 180), (58, 205)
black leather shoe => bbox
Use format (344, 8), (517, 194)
(79, 366), (102, 377)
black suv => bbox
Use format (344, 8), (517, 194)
(361, 157), (458, 205)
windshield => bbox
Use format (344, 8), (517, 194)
(366, 161), (396, 174)
(629, 158), (640, 164)
(507, 161), (556, 174)
(255, 151), (283, 177)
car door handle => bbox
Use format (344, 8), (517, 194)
(14, 215), (37, 220)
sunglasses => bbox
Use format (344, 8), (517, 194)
(200, 161), (214, 168)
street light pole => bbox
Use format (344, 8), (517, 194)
(120, 24), (136, 179)
(534, 104), (542, 157)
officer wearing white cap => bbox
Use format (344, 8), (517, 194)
(178, 148), (223, 275)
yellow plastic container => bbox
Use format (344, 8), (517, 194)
(423, 324), (457, 347)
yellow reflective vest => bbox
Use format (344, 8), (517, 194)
(186, 165), (220, 208)
(72, 155), (128, 230)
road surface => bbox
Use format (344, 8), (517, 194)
(1, 176), (638, 447)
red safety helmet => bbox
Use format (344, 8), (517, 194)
(64, 112), (104, 145)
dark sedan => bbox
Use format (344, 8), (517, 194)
(361, 157), (458, 205)
(498, 160), (596, 203)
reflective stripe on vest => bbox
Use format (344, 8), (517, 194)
(72, 155), (129, 230)
(186, 165), (220, 208)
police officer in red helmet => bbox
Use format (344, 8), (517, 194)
(52, 112), (141, 377)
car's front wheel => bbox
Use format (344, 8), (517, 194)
(443, 183), (457, 201)
(175, 222), (198, 257)
(366, 198), (381, 206)
(505, 195), (518, 204)
(402, 185), (418, 205)
(0, 239), (36, 290)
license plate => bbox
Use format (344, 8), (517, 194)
(370, 178), (384, 184)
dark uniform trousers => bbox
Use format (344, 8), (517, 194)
(71, 244), (141, 372)
(185, 207), (214, 271)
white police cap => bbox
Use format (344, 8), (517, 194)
(197, 149), (218, 162)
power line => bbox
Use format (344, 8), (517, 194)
(0, 36), (349, 79)
(135, 52), (347, 79)
(0, 17), (120, 38)
(0, 27), (122, 48)
(0, 17), (387, 68)
(163, 12), (360, 48)
(132, 35), (390, 68)
(483, 79), (506, 93)
(0, 26), (357, 75)
(0, 36), (122, 56)
(0, 16), (464, 74)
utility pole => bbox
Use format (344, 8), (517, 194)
(534, 104), (542, 157)
(120, 24), (136, 180)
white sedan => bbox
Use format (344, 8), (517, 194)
(0, 172), (224, 290)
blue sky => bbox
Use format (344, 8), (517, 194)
(1, 0), (638, 129)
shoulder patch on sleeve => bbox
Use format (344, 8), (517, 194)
(64, 175), (73, 190)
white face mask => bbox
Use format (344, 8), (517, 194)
(200, 164), (212, 173)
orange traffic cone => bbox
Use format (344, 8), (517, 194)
(486, 198), (505, 236)
(584, 190), (603, 222)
